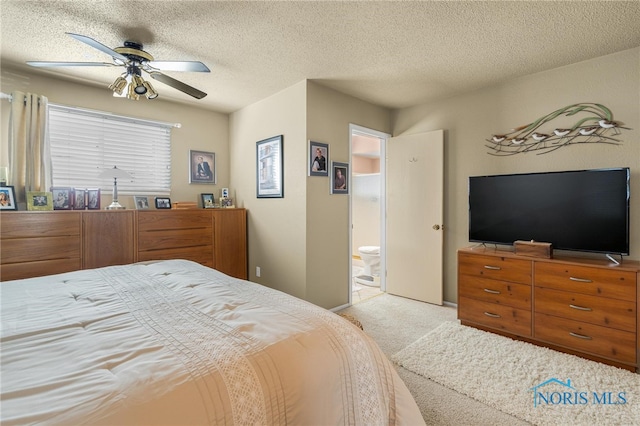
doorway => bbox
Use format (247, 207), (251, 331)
(349, 124), (389, 304)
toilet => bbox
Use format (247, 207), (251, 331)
(357, 245), (380, 277)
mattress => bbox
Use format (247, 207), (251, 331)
(0, 259), (424, 425)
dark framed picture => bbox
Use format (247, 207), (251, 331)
(27, 191), (53, 211)
(201, 193), (215, 208)
(189, 150), (216, 184)
(51, 187), (73, 210)
(257, 135), (284, 198)
(87, 188), (100, 210)
(0, 185), (17, 210)
(309, 141), (329, 177)
(73, 188), (86, 209)
(134, 195), (150, 210)
(155, 197), (172, 209)
(331, 162), (349, 195)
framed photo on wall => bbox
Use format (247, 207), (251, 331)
(0, 185), (17, 210)
(51, 187), (73, 210)
(309, 141), (329, 177)
(257, 135), (284, 198)
(189, 150), (216, 184)
(331, 162), (349, 195)
(134, 196), (150, 210)
(27, 191), (53, 211)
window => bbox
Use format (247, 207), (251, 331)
(48, 104), (173, 194)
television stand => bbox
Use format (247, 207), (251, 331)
(457, 246), (639, 372)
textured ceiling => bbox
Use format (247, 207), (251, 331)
(1, 1), (639, 113)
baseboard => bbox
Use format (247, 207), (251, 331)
(443, 300), (457, 308)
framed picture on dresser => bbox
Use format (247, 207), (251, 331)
(73, 189), (86, 209)
(51, 187), (73, 210)
(87, 189), (101, 210)
(0, 185), (17, 210)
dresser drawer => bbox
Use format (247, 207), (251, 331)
(459, 296), (531, 336)
(459, 252), (531, 285)
(535, 287), (636, 333)
(535, 313), (636, 364)
(534, 262), (636, 301)
(137, 245), (214, 267)
(459, 275), (531, 310)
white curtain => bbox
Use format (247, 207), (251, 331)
(8, 91), (52, 202)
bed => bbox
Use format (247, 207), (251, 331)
(0, 259), (424, 425)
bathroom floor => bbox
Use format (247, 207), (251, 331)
(351, 258), (383, 304)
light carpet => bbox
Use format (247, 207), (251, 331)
(392, 321), (640, 426)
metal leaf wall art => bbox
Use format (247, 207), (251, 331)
(486, 103), (629, 156)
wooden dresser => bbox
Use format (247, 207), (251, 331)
(458, 247), (639, 372)
(0, 208), (247, 281)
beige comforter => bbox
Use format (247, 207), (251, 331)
(1, 260), (424, 425)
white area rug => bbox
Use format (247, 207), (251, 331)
(392, 321), (640, 426)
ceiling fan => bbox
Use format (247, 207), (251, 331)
(27, 32), (210, 100)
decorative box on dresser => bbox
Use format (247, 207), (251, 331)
(458, 247), (639, 372)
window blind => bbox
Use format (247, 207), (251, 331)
(48, 104), (173, 194)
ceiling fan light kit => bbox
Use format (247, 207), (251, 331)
(27, 33), (210, 101)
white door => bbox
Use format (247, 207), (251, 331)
(386, 130), (444, 304)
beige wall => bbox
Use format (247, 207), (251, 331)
(305, 81), (391, 308)
(229, 81), (308, 299)
(229, 81), (390, 308)
(0, 66), (229, 208)
(393, 47), (640, 303)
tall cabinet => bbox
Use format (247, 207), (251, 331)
(0, 209), (247, 281)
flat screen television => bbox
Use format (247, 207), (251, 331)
(468, 168), (630, 256)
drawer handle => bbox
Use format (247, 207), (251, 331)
(569, 277), (593, 283)
(483, 311), (501, 318)
(569, 304), (592, 312)
(484, 265), (501, 270)
(569, 332), (592, 340)
(483, 288), (501, 294)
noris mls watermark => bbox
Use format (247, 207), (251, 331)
(530, 378), (627, 408)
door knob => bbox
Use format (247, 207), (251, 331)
(433, 224), (441, 230)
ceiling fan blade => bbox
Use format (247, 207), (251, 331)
(148, 71), (207, 99)
(27, 61), (117, 68)
(66, 32), (129, 63)
(148, 61), (211, 72)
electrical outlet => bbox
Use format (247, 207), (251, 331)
(256, 266), (261, 277)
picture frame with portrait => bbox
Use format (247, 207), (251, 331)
(155, 197), (172, 209)
(201, 193), (215, 208)
(73, 188), (86, 210)
(189, 150), (216, 184)
(134, 195), (150, 210)
(27, 191), (53, 211)
(51, 187), (73, 210)
(0, 185), (17, 210)
(331, 162), (349, 195)
(309, 141), (329, 177)
(86, 188), (101, 210)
